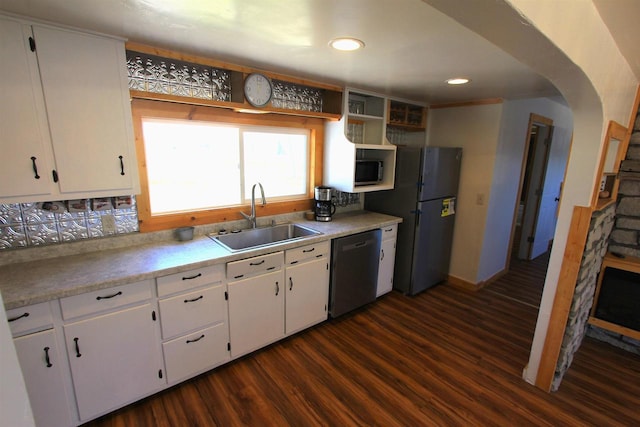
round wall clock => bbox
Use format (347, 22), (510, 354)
(243, 73), (273, 108)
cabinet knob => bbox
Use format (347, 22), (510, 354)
(119, 155), (125, 176)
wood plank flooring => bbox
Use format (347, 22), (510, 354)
(84, 256), (640, 426)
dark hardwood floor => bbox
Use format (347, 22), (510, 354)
(85, 254), (640, 426)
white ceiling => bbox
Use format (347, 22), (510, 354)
(0, 0), (636, 105)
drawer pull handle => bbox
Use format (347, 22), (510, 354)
(44, 346), (52, 368)
(73, 337), (82, 358)
(31, 156), (40, 179)
(184, 295), (204, 303)
(289, 277), (293, 291)
(275, 281), (280, 296)
(250, 260), (265, 266)
(186, 334), (205, 344)
(96, 291), (122, 301)
(8, 312), (29, 322)
(182, 273), (202, 281)
(302, 247), (315, 253)
(384, 227), (393, 232)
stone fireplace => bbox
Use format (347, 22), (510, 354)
(587, 109), (640, 355)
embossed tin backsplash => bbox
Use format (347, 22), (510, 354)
(0, 197), (138, 250)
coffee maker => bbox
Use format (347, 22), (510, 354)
(314, 186), (336, 222)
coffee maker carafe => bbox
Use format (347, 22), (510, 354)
(314, 186), (336, 222)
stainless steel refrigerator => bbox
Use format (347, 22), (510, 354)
(365, 146), (462, 295)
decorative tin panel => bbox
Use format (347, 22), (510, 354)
(0, 204), (22, 225)
(0, 196), (139, 250)
(0, 224), (27, 249)
(126, 51), (231, 102)
(271, 80), (323, 112)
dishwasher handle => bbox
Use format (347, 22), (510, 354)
(341, 239), (375, 251)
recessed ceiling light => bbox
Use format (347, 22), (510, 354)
(329, 37), (365, 51)
(446, 78), (470, 85)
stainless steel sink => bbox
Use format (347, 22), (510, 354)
(209, 223), (322, 252)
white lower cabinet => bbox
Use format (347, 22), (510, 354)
(285, 241), (330, 335)
(227, 252), (285, 358)
(163, 323), (229, 384)
(156, 265), (229, 384)
(377, 225), (397, 297)
(228, 269), (285, 358)
(4, 239), (341, 424)
(61, 281), (164, 422)
(13, 328), (73, 427)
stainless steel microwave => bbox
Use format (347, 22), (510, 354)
(355, 160), (383, 185)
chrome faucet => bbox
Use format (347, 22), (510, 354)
(240, 183), (266, 228)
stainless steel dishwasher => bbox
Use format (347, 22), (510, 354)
(329, 230), (380, 317)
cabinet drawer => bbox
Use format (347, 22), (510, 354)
(286, 240), (330, 265)
(60, 280), (153, 320)
(7, 301), (53, 337)
(163, 323), (230, 384)
(227, 251), (284, 280)
(157, 264), (224, 297)
(380, 224), (397, 240)
(159, 283), (227, 339)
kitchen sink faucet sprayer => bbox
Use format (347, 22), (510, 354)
(241, 183), (266, 228)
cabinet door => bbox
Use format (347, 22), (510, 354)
(286, 257), (329, 335)
(14, 329), (73, 427)
(64, 303), (163, 422)
(163, 323), (230, 384)
(32, 25), (137, 196)
(0, 18), (55, 201)
(377, 237), (396, 297)
(228, 269), (284, 358)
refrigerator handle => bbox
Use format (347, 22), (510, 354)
(410, 209), (422, 227)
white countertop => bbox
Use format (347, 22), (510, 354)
(0, 211), (401, 309)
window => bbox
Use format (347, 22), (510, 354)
(132, 100), (323, 232)
(142, 119), (308, 215)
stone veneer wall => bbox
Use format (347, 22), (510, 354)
(551, 203), (615, 391)
(586, 108), (640, 354)
(609, 111), (640, 256)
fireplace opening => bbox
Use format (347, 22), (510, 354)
(595, 266), (640, 331)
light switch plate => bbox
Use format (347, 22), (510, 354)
(101, 214), (117, 234)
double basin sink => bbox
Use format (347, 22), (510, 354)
(209, 223), (322, 252)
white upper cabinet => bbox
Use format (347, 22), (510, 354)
(0, 17), (57, 200)
(324, 88), (397, 193)
(0, 16), (140, 203)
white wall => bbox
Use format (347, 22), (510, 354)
(0, 293), (35, 427)
(424, 0), (638, 389)
(477, 97), (573, 282)
(427, 102), (503, 283)
(505, 0), (638, 386)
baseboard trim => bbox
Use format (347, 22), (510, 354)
(446, 269), (507, 292)
(446, 275), (479, 291)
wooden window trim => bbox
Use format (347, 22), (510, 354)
(131, 99), (320, 232)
